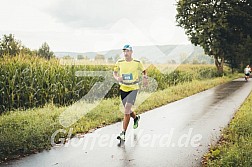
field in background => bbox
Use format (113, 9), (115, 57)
(0, 55), (225, 113)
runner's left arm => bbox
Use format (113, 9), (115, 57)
(139, 61), (148, 86)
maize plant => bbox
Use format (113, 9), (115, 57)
(0, 56), (220, 113)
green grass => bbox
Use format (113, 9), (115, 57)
(0, 75), (239, 162)
(203, 90), (252, 167)
(0, 55), (225, 113)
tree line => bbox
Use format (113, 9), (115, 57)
(0, 34), (55, 60)
(176, 0), (252, 73)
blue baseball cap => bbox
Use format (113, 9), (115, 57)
(122, 44), (132, 51)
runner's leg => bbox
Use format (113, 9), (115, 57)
(123, 103), (132, 131)
(130, 112), (136, 119)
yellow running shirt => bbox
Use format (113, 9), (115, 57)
(114, 58), (145, 92)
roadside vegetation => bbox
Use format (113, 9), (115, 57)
(202, 91), (252, 167)
(0, 70), (239, 162)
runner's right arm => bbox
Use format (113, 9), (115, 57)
(113, 61), (123, 82)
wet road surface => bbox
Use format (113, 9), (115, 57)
(1, 78), (252, 167)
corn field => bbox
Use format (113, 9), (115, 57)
(0, 56), (221, 113)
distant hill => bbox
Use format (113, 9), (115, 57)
(55, 44), (214, 64)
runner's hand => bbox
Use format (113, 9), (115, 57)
(143, 77), (148, 87)
(117, 77), (123, 82)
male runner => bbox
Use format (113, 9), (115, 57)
(113, 44), (148, 141)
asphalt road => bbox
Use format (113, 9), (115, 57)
(1, 78), (252, 167)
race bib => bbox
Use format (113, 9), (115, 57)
(122, 73), (133, 80)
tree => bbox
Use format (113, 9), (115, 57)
(176, 0), (252, 73)
(192, 59), (199, 64)
(38, 42), (55, 60)
(63, 55), (73, 59)
(107, 57), (114, 63)
(94, 54), (105, 61)
(77, 54), (84, 60)
(77, 55), (89, 60)
(0, 34), (22, 57)
(20, 46), (33, 56)
(224, 1), (252, 71)
(83, 55), (90, 61)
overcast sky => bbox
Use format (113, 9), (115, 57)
(0, 0), (190, 52)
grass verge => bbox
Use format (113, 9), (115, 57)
(0, 75), (239, 162)
(202, 87), (252, 167)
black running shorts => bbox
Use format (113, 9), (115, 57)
(120, 89), (138, 106)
